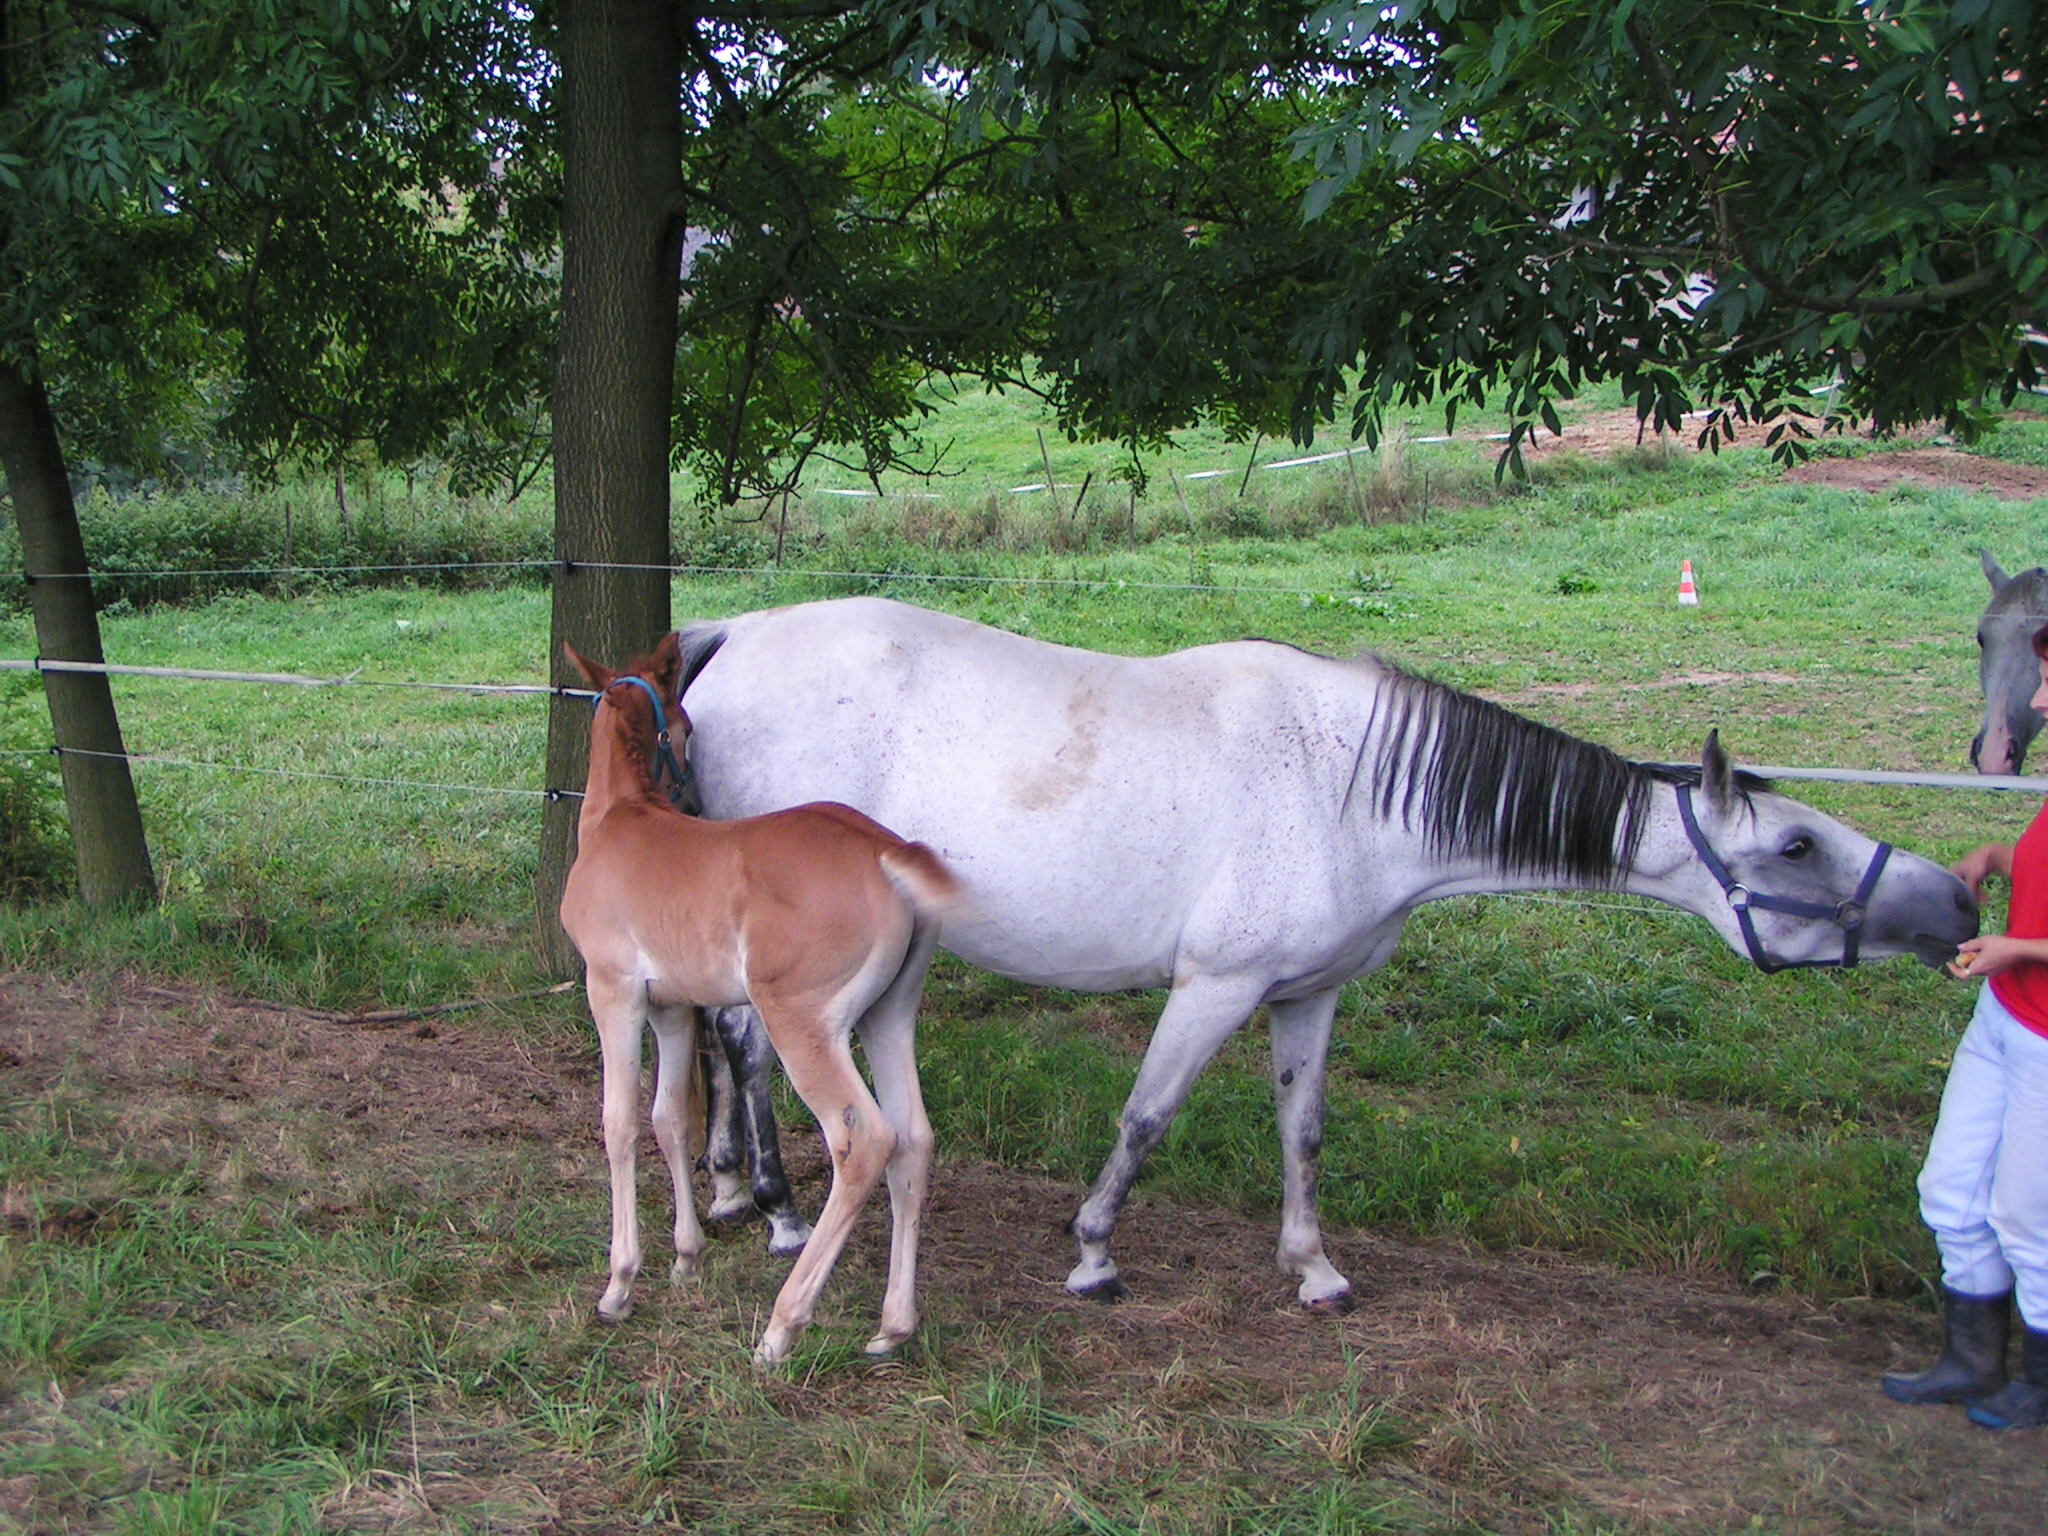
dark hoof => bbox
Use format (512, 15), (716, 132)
(1301, 1290), (1356, 1317)
(1072, 1275), (1130, 1304)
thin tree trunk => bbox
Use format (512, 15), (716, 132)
(536, 0), (686, 974)
(0, 358), (157, 904)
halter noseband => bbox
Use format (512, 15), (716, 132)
(594, 675), (696, 807)
(1674, 782), (1892, 974)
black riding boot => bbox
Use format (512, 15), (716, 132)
(1967, 1323), (2048, 1430)
(1881, 1287), (2010, 1405)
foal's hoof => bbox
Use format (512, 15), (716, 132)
(594, 1299), (633, 1326)
(862, 1332), (911, 1362)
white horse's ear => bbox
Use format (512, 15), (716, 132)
(1701, 729), (1734, 814)
(1984, 548), (2011, 592)
(651, 630), (684, 699)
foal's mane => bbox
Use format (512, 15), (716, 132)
(1352, 659), (1760, 883)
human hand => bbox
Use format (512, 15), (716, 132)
(1949, 844), (2015, 901)
(1950, 935), (2033, 979)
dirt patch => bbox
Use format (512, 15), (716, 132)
(1781, 449), (2048, 502)
(4, 970), (2046, 1534)
(1519, 407), (2048, 502)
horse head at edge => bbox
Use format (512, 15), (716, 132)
(1972, 550), (2048, 775)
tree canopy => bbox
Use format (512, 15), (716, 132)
(1, 0), (555, 488)
(636, 0), (2048, 506)
(1286, 0), (2048, 463)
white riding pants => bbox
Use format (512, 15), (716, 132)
(1918, 983), (2048, 1329)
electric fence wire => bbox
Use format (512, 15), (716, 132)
(5, 655), (2047, 795)
(0, 556), (1403, 601)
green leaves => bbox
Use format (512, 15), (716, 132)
(3, 0), (554, 485)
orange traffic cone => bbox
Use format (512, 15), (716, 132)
(1678, 559), (1699, 606)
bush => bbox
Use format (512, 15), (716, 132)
(0, 677), (72, 898)
(0, 476), (556, 614)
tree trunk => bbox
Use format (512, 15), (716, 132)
(536, 0), (687, 973)
(0, 358), (157, 904)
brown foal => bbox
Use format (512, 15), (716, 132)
(559, 634), (956, 1364)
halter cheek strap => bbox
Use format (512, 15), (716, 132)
(1675, 783), (1893, 974)
(593, 675), (695, 805)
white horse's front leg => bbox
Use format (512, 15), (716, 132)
(588, 974), (647, 1322)
(648, 1004), (708, 1285)
(1267, 990), (1351, 1310)
(698, 1012), (754, 1225)
(1065, 974), (1268, 1300)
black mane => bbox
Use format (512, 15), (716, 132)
(1355, 662), (1761, 883)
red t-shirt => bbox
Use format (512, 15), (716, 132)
(1988, 799), (2048, 1039)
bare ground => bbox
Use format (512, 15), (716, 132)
(5, 969), (2047, 1535)
(1520, 409), (2048, 502)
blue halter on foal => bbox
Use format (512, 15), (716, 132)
(595, 675), (696, 808)
(1674, 782), (1893, 974)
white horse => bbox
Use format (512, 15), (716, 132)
(670, 597), (1978, 1309)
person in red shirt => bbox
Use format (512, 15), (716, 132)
(1884, 623), (2048, 1430)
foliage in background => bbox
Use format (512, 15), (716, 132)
(1288, 0), (2048, 465)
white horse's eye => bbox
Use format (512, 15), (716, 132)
(1782, 836), (1814, 861)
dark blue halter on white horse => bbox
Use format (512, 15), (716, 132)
(672, 597), (1977, 1308)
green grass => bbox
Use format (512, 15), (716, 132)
(6, 389), (2048, 1532)
(2, 408), (2039, 1278)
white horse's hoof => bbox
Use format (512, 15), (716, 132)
(1299, 1286), (1355, 1316)
(766, 1217), (813, 1258)
(1064, 1257), (1129, 1302)
(669, 1256), (704, 1286)
(595, 1294), (633, 1325)
(706, 1195), (754, 1225)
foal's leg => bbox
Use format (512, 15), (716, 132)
(851, 923), (940, 1357)
(751, 1005), (897, 1366)
(1267, 990), (1351, 1310)
(587, 972), (649, 1322)
(1066, 973), (1269, 1299)
(647, 1003), (708, 1285)
(699, 1014), (753, 1225)
(714, 1005), (814, 1257)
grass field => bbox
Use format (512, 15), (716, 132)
(6, 391), (2048, 1532)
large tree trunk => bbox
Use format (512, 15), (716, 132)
(0, 358), (157, 904)
(536, 0), (687, 973)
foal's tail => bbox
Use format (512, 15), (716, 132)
(880, 842), (961, 923)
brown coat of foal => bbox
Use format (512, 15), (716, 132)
(559, 634), (956, 1365)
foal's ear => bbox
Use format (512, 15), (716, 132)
(1984, 548), (2011, 593)
(563, 641), (614, 690)
(1700, 729), (1733, 813)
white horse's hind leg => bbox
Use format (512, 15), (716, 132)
(648, 1004), (708, 1285)
(1267, 991), (1351, 1309)
(1065, 974), (1268, 1299)
(587, 973), (647, 1323)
